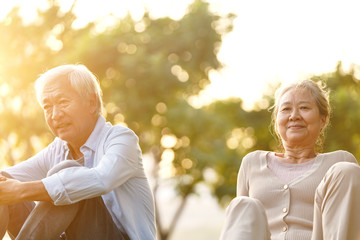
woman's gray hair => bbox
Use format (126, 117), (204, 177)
(35, 64), (103, 116)
(270, 79), (331, 152)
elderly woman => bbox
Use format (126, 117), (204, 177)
(220, 80), (360, 240)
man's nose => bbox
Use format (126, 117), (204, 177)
(51, 105), (64, 120)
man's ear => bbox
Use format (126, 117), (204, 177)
(88, 93), (97, 114)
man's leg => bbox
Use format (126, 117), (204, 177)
(16, 201), (79, 240)
(16, 160), (127, 240)
(0, 171), (35, 240)
(65, 196), (129, 240)
(0, 205), (9, 239)
(312, 162), (360, 240)
(219, 196), (271, 240)
(7, 201), (36, 239)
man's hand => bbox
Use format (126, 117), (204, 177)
(0, 177), (52, 205)
(0, 177), (23, 205)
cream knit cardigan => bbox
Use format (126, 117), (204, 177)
(237, 150), (357, 240)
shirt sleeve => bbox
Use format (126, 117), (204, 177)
(42, 127), (142, 205)
(4, 142), (57, 181)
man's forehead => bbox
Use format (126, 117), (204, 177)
(41, 79), (77, 101)
(42, 75), (74, 92)
(43, 74), (70, 86)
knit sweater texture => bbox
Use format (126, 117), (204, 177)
(236, 150), (357, 240)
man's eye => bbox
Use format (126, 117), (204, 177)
(43, 105), (52, 111)
(59, 100), (70, 106)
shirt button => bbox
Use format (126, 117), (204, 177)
(283, 227), (288, 232)
(282, 208), (288, 213)
(283, 184), (289, 190)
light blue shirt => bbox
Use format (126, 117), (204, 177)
(5, 116), (156, 240)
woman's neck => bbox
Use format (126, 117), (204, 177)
(275, 146), (317, 164)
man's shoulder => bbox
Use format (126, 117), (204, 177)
(107, 123), (137, 137)
(101, 123), (139, 146)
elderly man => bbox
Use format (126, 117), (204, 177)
(0, 64), (156, 239)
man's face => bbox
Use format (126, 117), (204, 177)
(40, 78), (96, 149)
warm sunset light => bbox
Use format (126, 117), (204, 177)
(2, 0), (360, 108)
(1, 1), (360, 240)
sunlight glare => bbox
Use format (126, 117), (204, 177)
(159, 149), (176, 178)
(2, 0), (360, 108)
(161, 134), (177, 149)
(203, 0), (360, 107)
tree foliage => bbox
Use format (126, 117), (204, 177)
(0, 1), (236, 239)
(1, 1), (359, 239)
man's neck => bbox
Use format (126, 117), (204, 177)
(68, 144), (84, 160)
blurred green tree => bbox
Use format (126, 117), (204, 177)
(0, 0), (236, 239)
(0, 2), (87, 166)
(320, 62), (360, 159)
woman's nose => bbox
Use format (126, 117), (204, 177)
(289, 109), (300, 120)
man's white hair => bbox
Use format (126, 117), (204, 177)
(35, 64), (103, 116)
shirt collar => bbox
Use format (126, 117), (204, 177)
(82, 115), (107, 152)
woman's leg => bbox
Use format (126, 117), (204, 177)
(312, 162), (360, 240)
(219, 196), (271, 240)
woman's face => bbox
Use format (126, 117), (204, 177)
(276, 88), (327, 148)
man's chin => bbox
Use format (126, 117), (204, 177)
(56, 129), (72, 141)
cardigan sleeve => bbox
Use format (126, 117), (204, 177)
(236, 153), (250, 197)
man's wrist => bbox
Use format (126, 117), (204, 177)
(20, 181), (52, 202)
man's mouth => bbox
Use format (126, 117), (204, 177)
(56, 124), (70, 129)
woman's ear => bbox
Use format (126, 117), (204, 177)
(320, 115), (328, 130)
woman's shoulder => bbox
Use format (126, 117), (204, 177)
(242, 150), (269, 165)
(321, 150), (357, 163)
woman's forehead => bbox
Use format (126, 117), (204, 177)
(279, 88), (314, 102)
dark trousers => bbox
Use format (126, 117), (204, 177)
(0, 160), (129, 240)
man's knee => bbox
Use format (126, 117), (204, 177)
(47, 160), (82, 176)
